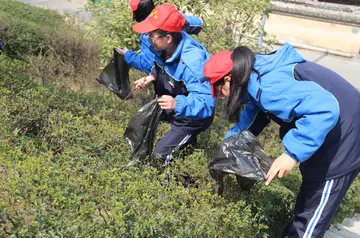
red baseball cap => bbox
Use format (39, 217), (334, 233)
(130, 0), (140, 12)
(203, 51), (233, 97)
(133, 3), (186, 33)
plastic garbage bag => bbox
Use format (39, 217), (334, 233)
(96, 49), (131, 99)
(124, 99), (162, 164)
(209, 130), (274, 195)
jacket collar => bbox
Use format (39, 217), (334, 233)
(151, 31), (186, 65)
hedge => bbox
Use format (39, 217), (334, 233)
(1, 54), (359, 237)
(0, 0), (100, 88)
(0, 0), (359, 236)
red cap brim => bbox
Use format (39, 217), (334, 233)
(133, 20), (158, 33)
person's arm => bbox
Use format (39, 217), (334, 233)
(265, 84), (339, 185)
(124, 34), (154, 73)
(174, 64), (215, 119)
(265, 87), (339, 185)
(281, 83), (340, 163)
(256, 75), (340, 163)
(225, 100), (270, 138)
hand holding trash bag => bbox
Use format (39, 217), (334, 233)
(96, 49), (131, 99)
(114, 47), (128, 55)
(157, 95), (176, 110)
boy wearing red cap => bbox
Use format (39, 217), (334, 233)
(115, 0), (203, 74)
(202, 44), (360, 238)
(131, 4), (215, 163)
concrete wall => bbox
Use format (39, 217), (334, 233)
(265, 13), (360, 54)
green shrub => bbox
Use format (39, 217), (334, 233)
(0, 0), (101, 89)
(1, 55), (359, 237)
(0, 11), (48, 58)
(0, 0), (64, 27)
(84, 0), (140, 64)
(0, 1), (358, 236)
(85, 0), (275, 63)
(0, 0), (64, 58)
(193, 0), (276, 54)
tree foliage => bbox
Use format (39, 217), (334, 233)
(85, 0), (275, 63)
(0, 1), (358, 237)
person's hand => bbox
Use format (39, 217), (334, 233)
(134, 75), (155, 89)
(265, 152), (297, 185)
(157, 95), (176, 110)
(114, 47), (128, 55)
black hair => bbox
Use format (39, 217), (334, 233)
(133, 0), (155, 22)
(153, 29), (182, 46)
(226, 46), (256, 122)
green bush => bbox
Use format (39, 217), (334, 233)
(0, 0), (358, 236)
(85, 0), (275, 63)
(0, 0), (101, 89)
(1, 55), (359, 237)
(0, 0), (64, 26)
(0, 11), (47, 58)
(0, 0), (63, 58)
(193, 0), (276, 54)
(84, 0), (140, 64)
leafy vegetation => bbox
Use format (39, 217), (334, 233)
(85, 0), (276, 64)
(0, 0), (358, 237)
(0, 0), (100, 88)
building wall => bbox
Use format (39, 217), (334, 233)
(265, 13), (360, 54)
(319, 0), (360, 6)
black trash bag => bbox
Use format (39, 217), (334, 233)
(209, 130), (274, 195)
(124, 99), (162, 164)
(96, 49), (131, 99)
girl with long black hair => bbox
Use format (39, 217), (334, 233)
(202, 43), (360, 237)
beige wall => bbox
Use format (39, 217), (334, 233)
(265, 13), (360, 54)
(76, 0), (90, 4)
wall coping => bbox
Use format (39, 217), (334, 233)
(270, 0), (360, 25)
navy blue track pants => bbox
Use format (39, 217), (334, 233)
(283, 169), (359, 238)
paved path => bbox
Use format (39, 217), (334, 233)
(325, 214), (360, 238)
(297, 48), (360, 89)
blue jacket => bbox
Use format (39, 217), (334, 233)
(226, 43), (340, 163)
(226, 43), (360, 180)
(124, 14), (203, 73)
(181, 14), (203, 35)
(151, 31), (215, 119)
(124, 33), (153, 73)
